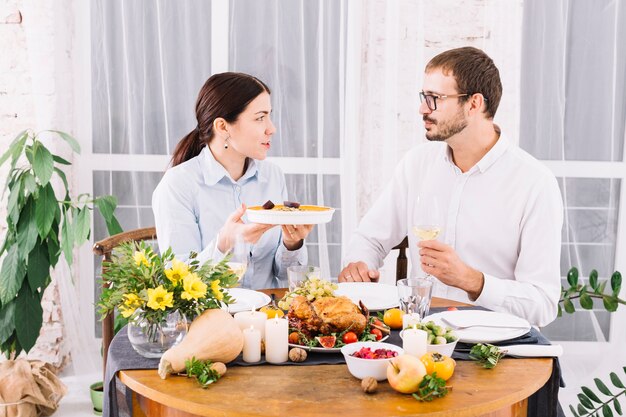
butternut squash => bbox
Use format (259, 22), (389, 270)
(158, 308), (243, 379)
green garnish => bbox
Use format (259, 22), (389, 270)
(412, 373), (451, 401)
(469, 343), (505, 369)
(184, 357), (222, 388)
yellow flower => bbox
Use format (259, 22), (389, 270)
(181, 273), (208, 300)
(133, 250), (151, 267)
(123, 293), (141, 307)
(164, 259), (190, 285)
(211, 279), (224, 301)
(119, 305), (136, 318)
(146, 285), (174, 311)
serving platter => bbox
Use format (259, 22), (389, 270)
(288, 335), (390, 353)
(423, 310), (531, 344)
(246, 205), (335, 225)
(223, 288), (271, 313)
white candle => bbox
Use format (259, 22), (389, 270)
(402, 313), (421, 330)
(264, 317), (288, 364)
(403, 327), (428, 358)
(234, 310), (266, 340)
(242, 326), (261, 363)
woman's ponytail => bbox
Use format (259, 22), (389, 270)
(170, 127), (205, 167)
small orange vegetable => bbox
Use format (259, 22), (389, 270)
(420, 352), (456, 381)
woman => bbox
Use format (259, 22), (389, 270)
(152, 72), (313, 289)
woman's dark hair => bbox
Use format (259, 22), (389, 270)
(171, 72), (271, 166)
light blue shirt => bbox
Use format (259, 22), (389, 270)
(152, 146), (307, 289)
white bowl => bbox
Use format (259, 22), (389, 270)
(340, 341), (404, 381)
(426, 339), (458, 357)
(399, 329), (458, 357)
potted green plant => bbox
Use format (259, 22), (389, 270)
(558, 267), (625, 417)
(0, 129), (122, 414)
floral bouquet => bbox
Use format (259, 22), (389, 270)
(97, 241), (239, 355)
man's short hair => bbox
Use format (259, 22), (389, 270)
(426, 47), (502, 119)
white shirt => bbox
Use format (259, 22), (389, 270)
(152, 146), (307, 290)
(345, 136), (563, 327)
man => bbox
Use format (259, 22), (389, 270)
(339, 47), (563, 327)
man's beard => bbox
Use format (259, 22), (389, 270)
(424, 108), (468, 142)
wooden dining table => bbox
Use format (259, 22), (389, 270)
(116, 289), (553, 417)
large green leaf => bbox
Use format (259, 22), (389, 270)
(21, 172), (37, 196)
(0, 130), (28, 169)
(602, 404), (613, 417)
(0, 245), (26, 305)
(95, 195), (123, 235)
(603, 296), (618, 312)
(596, 378), (613, 396)
(60, 210), (74, 265)
(589, 270), (599, 292)
(52, 154), (71, 165)
(16, 198), (38, 260)
(46, 226), (61, 268)
(610, 372), (624, 389)
(611, 272), (622, 296)
(35, 183), (57, 239)
(32, 141), (54, 186)
(73, 207), (91, 245)
(14, 284), (43, 353)
(27, 242), (50, 292)
(0, 301), (16, 344)
(580, 292), (594, 310)
(582, 386), (602, 403)
(50, 130), (81, 154)
(568, 267), (579, 287)
(53, 167), (69, 193)
(6, 179), (22, 227)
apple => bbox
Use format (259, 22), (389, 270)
(386, 354), (427, 394)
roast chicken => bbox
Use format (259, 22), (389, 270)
(288, 295), (367, 337)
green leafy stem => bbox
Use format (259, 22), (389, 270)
(412, 373), (451, 402)
(571, 367), (626, 417)
(559, 267), (625, 316)
(0, 129), (123, 357)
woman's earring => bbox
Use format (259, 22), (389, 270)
(224, 136), (229, 149)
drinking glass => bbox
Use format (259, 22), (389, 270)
(412, 194), (443, 278)
(226, 234), (249, 286)
(412, 194), (443, 242)
(287, 265), (321, 292)
(396, 277), (433, 320)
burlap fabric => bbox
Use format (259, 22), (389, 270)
(0, 359), (67, 417)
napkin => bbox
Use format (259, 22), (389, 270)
(503, 344), (563, 358)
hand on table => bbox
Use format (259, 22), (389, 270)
(281, 224), (314, 251)
(218, 204), (275, 252)
(338, 262), (380, 283)
(418, 239), (484, 299)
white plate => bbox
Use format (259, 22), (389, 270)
(289, 335), (390, 353)
(423, 310), (531, 344)
(246, 205), (335, 225)
(334, 282), (399, 311)
(223, 288), (271, 313)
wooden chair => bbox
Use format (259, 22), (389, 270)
(93, 227), (157, 377)
(392, 236), (409, 282)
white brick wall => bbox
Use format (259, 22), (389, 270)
(0, 0), (75, 369)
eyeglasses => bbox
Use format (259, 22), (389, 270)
(419, 91), (469, 111)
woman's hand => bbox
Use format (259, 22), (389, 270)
(217, 204), (275, 252)
(281, 224), (314, 251)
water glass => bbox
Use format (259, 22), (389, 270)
(396, 278), (433, 320)
(287, 265), (321, 292)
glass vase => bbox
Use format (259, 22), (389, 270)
(127, 309), (188, 358)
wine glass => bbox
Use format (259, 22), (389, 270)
(412, 194), (443, 277)
(226, 234), (249, 286)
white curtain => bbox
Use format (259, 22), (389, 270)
(520, 0), (625, 342)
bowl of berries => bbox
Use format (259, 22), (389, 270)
(340, 342), (404, 381)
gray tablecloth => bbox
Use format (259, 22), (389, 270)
(104, 307), (563, 417)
